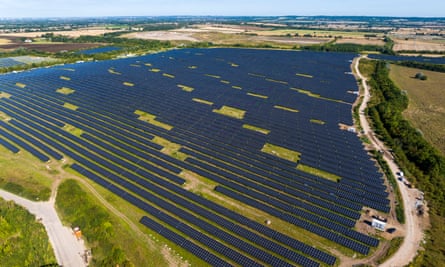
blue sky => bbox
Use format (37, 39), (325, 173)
(0, 0), (443, 18)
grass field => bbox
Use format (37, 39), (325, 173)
(261, 143), (301, 163)
(213, 105), (246, 119)
(389, 64), (445, 155)
(0, 146), (52, 201)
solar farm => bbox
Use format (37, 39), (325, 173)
(0, 48), (389, 266)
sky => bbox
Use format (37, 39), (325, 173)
(0, 0), (443, 18)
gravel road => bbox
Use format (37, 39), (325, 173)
(0, 188), (87, 267)
(355, 56), (424, 267)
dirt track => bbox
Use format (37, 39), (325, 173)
(354, 56), (425, 267)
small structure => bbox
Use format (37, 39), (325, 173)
(371, 216), (387, 231)
(73, 226), (82, 240)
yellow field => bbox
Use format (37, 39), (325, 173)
(393, 38), (445, 52)
(389, 65), (445, 155)
(0, 38), (11, 44)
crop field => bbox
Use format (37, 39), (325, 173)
(389, 64), (445, 155)
(0, 35), (104, 53)
(0, 48), (389, 266)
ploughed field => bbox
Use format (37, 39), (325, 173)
(0, 48), (389, 266)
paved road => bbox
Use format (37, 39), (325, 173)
(355, 56), (423, 267)
(0, 188), (87, 267)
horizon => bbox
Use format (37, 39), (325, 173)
(0, 0), (444, 19)
(1, 15), (445, 20)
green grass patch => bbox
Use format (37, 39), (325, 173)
(389, 64), (445, 155)
(180, 170), (218, 194)
(274, 105), (299, 113)
(144, 63), (152, 66)
(213, 105), (246, 120)
(248, 73), (266, 78)
(0, 92), (12, 99)
(229, 63), (239, 67)
(62, 124), (84, 137)
(135, 110), (173, 131)
(377, 237), (404, 264)
(242, 124), (270, 135)
(162, 73), (175, 79)
(247, 92), (268, 99)
(123, 82), (134, 87)
(297, 164), (341, 182)
(108, 68), (121, 75)
(0, 199), (56, 266)
(291, 88), (321, 98)
(0, 111), (11, 121)
(261, 143), (301, 163)
(152, 136), (188, 161)
(265, 78), (288, 84)
(192, 98), (213, 106)
(177, 84), (194, 92)
(56, 87), (75, 95)
(63, 102), (78, 111)
(59, 76), (71, 81)
(290, 87), (346, 104)
(310, 119), (326, 125)
(61, 68), (76, 72)
(0, 146), (52, 201)
(56, 179), (133, 266)
(149, 68), (161, 72)
(358, 58), (376, 78)
(296, 73), (314, 78)
(205, 74), (221, 79)
(232, 85), (242, 90)
(220, 80), (230, 84)
(15, 82), (26, 88)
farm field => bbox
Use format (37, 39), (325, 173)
(0, 35), (105, 53)
(389, 64), (445, 156)
(124, 29), (329, 47)
(392, 38), (445, 52)
(0, 48), (389, 266)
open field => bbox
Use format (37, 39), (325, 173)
(0, 48), (392, 266)
(124, 29), (330, 47)
(0, 35), (106, 52)
(123, 31), (198, 41)
(389, 64), (445, 155)
(0, 28), (120, 38)
(392, 38), (445, 52)
(0, 146), (52, 201)
(335, 38), (385, 46)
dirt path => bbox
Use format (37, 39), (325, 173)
(0, 188), (87, 267)
(354, 56), (425, 267)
